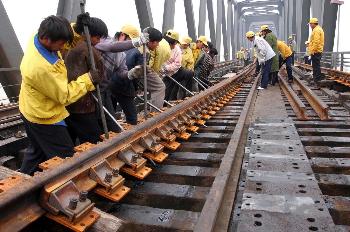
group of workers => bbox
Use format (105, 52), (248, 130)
(245, 17), (324, 89)
(236, 47), (250, 66)
(18, 13), (218, 175)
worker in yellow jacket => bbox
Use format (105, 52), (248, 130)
(191, 35), (208, 65)
(180, 36), (194, 70)
(308, 18), (324, 82)
(19, 16), (101, 175)
(277, 40), (293, 82)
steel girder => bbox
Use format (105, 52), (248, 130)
(134, 0), (154, 29)
(56, 0), (81, 22)
(162, 0), (176, 33)
(207, 0), (216, 44)
(0, 0), (23, 101)
(198, 0), (207, 36)
(184, 0), (197, 40)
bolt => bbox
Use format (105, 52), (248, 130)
(79, 191), (88, 202)
(131, 154), (138, 163)
(104, 172), (113, 183)
(68, 198), (78, 210)
(112, 168), (119, 177)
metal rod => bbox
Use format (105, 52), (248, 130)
(336, 4), (341, 54)
(167, 76), (195, 96)
(164, 99), (174, 107)
(79, 0), (109, 140)
(143, 44), (148, 118)
(136, 95), (163, 112)
(91, 94), (125, 132)
(193, 76), (208, 89)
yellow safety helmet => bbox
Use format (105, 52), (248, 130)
(120, 24), (140, 39)
(166, 29), (180, 42)
(309, 18), (318, 24)
(197, 35), (208, 46)
(260, 25), (269, 31)
(246, 31), (255, 38)
(180, 36), (192, 45)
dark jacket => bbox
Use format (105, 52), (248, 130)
(264, 32), (279, 72)
(64, 41), (104, 114)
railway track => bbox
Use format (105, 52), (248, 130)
(229, 66), (350, 231)
(0, 63), (256, 232)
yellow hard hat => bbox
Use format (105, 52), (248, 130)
(309, 18), (318, 24)
(260, 25), (269, 31)
(120, 24), (140, 39)
(180, 36), (192, 45)
(166, 29), (180, 42)
(246, 31), (255, 38)
(197, 35), (208, 46)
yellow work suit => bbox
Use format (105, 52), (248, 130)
(191, 43), (201, 64)
(309, 25), (324, 55)
(149, 39), (171, 73)
(19, 35), (95, 125)
(277, 40), (293, 60)
(181, 47), (194, 70)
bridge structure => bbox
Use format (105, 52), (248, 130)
(0, 0), (344, 101)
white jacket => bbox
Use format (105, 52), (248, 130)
(253, 36), (275, 64)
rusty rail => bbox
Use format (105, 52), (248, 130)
(293, 74), (329, 120)
(279, 76), (308, 120)
(194, 65), (257, 232)
(0, 64), (255, 231)
(296, 61), (350, 87)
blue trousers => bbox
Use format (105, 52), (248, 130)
(261, 59), (272, 88)
(279, 55), (293, 80)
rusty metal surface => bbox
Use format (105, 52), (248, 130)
(193, 66), (258, 232)
(293, 74), (330, 120)
(234, 119), (336, 231)
(279, 75), (308, 120)
(0, 63), (255, 231)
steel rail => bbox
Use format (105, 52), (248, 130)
(194, 64), (257, 232)
(293, 73), (329, 120)
(0, 64), (255, 227)
(279, 75), (308, 120)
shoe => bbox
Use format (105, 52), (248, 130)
(257, 86), (265, 90)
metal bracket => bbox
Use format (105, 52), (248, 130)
(89, 160), (130, 202)
(45, 180), (95, 222)
(139, 133), (164, 153)
(118, 145), (152, 179)
(44, 180), (99, 231)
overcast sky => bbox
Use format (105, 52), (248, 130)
(2, 0), (350, 57)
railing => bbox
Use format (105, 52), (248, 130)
(295, 51), (350, 71)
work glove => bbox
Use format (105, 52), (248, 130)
(131, 32), (150, 48)
(89, 69), (102, 85)
(128, 65), (144, 80)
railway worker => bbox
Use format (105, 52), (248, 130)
(19, 15), (101, 175)
(288, 35), (296, 65)
(191, 35), (208, 65)
(160, 30), (184, 101)
(254, 32), (262, 76)
(308, 18), (324, 82)
(304, 41), (312, 65)
(95, 26), (166, 110)
(260, 25), (279, 86)
(277, 40), (293, 83)
(246, 31), (276, 90)
(96, 24), (145, 128)
(178, 36), (195, 99)
(236, 47), (245, 66)
(195, 46), (218, 89)
(64, 15), (108, 143)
